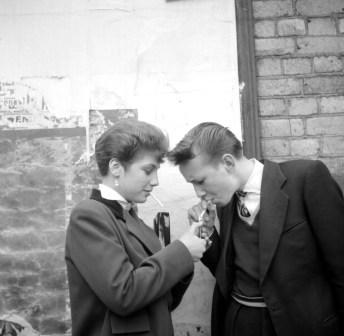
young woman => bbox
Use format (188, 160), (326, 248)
(65, 119), (206, 336)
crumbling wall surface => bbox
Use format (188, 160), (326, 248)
(0, 132), (86, 334)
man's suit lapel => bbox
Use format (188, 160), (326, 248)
(259, 160), (288, 284)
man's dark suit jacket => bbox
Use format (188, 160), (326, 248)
(202, 159), (344, 336)
(65, 189), (194, 336)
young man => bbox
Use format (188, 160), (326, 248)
(168, 122), (344, 336)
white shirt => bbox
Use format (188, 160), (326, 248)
(98, 184), (132, 211)
(237, 159), (264, 225)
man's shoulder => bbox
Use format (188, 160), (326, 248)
(268, 158), (321, 173)
(264, 159), (332, 184)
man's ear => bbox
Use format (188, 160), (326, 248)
(109, 158), (123, 178)
(221, 154), (235, 172)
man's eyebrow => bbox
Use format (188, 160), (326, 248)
(143, 163), (155, 167)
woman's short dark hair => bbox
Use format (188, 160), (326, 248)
(95, 119), (169, 176)
(167, 122), (243, 165)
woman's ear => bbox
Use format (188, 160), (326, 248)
(109, 158), (123, 178)
(221, 154), (235, 172)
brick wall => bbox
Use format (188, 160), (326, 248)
(253, 0), (344, 189)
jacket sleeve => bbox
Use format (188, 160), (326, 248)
(67, 201), (194, 316)
(304, 160), (344, 330)
(169, 272), (194, 311)
(201, 228), (221, 276)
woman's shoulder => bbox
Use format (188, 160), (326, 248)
(71, 198), (111, 219)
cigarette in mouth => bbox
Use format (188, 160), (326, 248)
(151, 192), (164, 207)
(198, 209), (207, 222)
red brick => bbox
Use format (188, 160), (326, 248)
(296, 0), (344, 16)
(323, 136), (344, 155)
(255, 38), (295, 56)
(253, 0), (293, 18)
(308, 18), (337, 36)
(290, 119), (305, 136)
(290, 138), (320, 156)
(321, 157), (344, 176)
(296, 37), (344, 55)
(40, 318), (69, 335)
(257, 58), (282, 76)
(304, 76), (344, 94)
(288, 97), (318, 115)
(320, 96), (344, 113)
(0, 231), (48, 251)
(258, 78), (302, 96)
(41, 269), (67, 290)
(20, 166), (65, 189)
(314, 56), (343, 73)
(12, 255), (41, 272)
(17, 274), (40, 287)
(339, 18), (344, 33)
(0, 169), (22, 189)
(35, 251), (66, 269)
(261, 119), (292, 137)
(255, 20), (276, 38)
(2, 188), (44, 210)
(262, 139), (290, 156)
(39, 293), (68, 316)
(259, 98), (287, 116)
(0, 254), (13, 270)
(306, 116), (344, 135)
(277, 18), (306, 36)
(2, 286), (37, 311)
(43, 230), (66, 249)
(283, 58), (312, 74)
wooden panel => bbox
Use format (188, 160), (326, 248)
(236, 0), (262, 159)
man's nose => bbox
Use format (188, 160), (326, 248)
(194, 184), (206, 198)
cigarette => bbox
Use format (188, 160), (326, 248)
(198, 209), (207, 222)
(151, 192), (164, 207)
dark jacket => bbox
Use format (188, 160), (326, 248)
(65, 189), (193, 336)
(202, 159), (344, 336)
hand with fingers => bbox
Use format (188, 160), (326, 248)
(179, 222), (207, 262)
(188, 200), (216, 249)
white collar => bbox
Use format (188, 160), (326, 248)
(241, 159), (264, 194)
(99, 184), (127, 202)
(99, 184), (133, 211)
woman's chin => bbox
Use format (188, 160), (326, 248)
(134, 195), (148, 203)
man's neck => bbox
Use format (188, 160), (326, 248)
(237, 157), (255, 188)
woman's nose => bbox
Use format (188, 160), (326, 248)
(150, 171), (159, 186)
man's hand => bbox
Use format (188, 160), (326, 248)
(188, 200), (216, 237)
(187, 200), (216, 251)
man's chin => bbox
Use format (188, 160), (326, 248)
(214, 198), (231, 207)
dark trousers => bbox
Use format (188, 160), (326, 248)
(224, 298), (277, 336)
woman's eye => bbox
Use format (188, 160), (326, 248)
(144, 168), (153, 175)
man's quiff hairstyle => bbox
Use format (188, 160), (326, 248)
(167, 122), (243, 165)
(95, 119), (169, 176)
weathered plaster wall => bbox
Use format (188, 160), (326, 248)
(0, 1), (241, 335)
